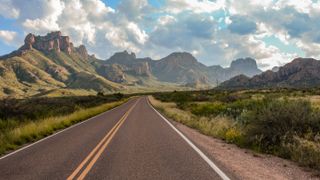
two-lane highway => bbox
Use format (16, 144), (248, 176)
(0, 97), (231, 180)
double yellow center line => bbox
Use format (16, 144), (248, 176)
(67, 99), (139, 180)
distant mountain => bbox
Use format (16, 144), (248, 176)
(100, 51), (263, 88)
(0, 31), (263, 97)
(152, 52), (209, 87)
(206, 57), (262, 84)
(219, 58), (320, 89)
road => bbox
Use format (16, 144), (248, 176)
(0, 97), (231, 180)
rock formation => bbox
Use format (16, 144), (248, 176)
(20, 31), (73, 54)
(76, 45), (88, 60)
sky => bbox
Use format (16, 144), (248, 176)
(0, 0), (320, 70)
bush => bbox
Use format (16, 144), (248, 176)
(225, 127), (243, 144)
(242, 98), (315, 152)
(282, 136), (320, 170)
(189, 102), (227, 117)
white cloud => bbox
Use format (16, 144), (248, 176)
(158, 15), (176, 25)
(21, 0), (64, 33)
(0, 30), (17, 45)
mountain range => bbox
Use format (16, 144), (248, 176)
(219, 58), (320, 89)
(0, 31), (262, 97)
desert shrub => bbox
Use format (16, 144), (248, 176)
(281, 136), (320, 170)
(225, 99), (263, 119)
(241, 98), (315, 152)
(189, 102), (227, 117)
(225, 127), (243, 144)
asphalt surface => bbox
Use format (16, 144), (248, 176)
(0, 97), (230, 180)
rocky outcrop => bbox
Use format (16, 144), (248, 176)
(0, 31), (92, 61)
(75, 45), (88, 60)
(98, 64), (126, 83)
(228, 57), (262, 77)
(131, 62), (151, 76)
(107, 50), (137, 65)
(20, 31), (73, 54)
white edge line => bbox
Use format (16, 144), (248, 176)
(0, 98), (135, 161)
(146, 97), (230, 180)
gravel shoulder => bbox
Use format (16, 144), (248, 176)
(172, 120), (320, 180)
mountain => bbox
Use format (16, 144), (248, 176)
(152, 52), (209, 87)
(206, 57), (262, 84)
(219, 58), (320, 89)
(0, 31), (263, 97)
(0, 31), (121, 97)
(100, 51), (262, 88)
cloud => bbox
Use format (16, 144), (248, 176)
(0, 0), (20, 18)
(228, 16), (257, 35)
(1, 0), (320, 70)
(118, 0), (150, 21)
(164, 0), (226, 14)
(0, 30), (18, 45)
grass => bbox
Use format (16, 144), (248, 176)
(148, 96), (235, 139)
(0, 98), (129, 155)
(149, 89), (320, 171)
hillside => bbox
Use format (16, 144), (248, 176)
(219, 58), (320, 89)
(0, 31), (121, 97)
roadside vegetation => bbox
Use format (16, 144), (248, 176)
(0, 93), (127, 155)
(150, 89), (320, 170)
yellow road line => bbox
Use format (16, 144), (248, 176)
(67, 99), (139, 180)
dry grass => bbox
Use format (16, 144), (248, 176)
(148, 96), (237, 140)
(0, 99), (128, 155)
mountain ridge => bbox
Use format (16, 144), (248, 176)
(0, 31), (263, 97)
(219, 58), (320, 89)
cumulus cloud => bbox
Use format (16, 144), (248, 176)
(0, 30), (17, 44)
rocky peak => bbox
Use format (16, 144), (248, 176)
(21, 31), (73, 54)
(107, 50), (137, 64)
(228, 57), (262, 77)
(230, 57), (258, 70)
(75, 45), (88, 60)
(163, 52), (198, 66)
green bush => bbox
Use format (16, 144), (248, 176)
(242, 98), (316, 152)
(189, 102), (227, 117)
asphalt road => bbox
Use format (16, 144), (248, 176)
(0, 97), (231, 180)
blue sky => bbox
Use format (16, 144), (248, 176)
(0, 0), (320, 70)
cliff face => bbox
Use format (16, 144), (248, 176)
(75, 45), (89, 60)
(0, 31), (90, 61)
(228, 57), (262, 77)
(22, 31), (73, 54)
